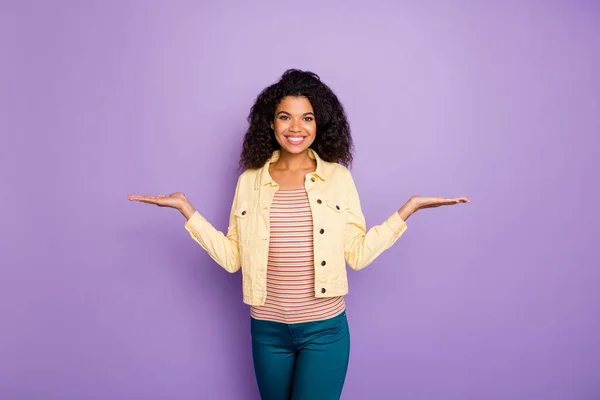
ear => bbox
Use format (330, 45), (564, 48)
(270, 122), (274, 130)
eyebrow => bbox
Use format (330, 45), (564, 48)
(276, 111), (315, 117)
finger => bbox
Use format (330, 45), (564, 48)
(127, 194), (142, 201)
(447, 197), (470, 205)
(132, 195), (159, 204)
(139, 199), (159, 204)
(434, 197), (454, 205)
(429, 198), (460, 206)
(452, 197), (470, 203)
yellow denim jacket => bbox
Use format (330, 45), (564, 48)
(184, 149), (408, 306)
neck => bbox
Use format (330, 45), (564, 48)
(274, 149), (314, 171)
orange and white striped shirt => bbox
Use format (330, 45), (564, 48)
(250, 188), (346, 324)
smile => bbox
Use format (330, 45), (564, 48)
(285, 136), (306, 145)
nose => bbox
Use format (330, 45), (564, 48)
(289, 119), (303, 132)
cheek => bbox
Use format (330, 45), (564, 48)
(273, 121), (286, 134)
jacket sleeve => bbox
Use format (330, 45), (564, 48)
(344, 172), (408, 270)
(183, 177), (242, 273)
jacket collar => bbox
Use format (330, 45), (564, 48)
(254, 148), (329, 189)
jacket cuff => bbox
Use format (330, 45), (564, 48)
(184, 211), (206, 232)
(384, 211), (408, 236)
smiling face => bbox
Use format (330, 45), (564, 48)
(271, 96), (317, 156)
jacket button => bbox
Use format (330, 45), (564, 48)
(319, 229), (324, 234)
(321, 261), (326, 266)
(321, 288), (326, 294)
(241, 211), (246, 215)
(311, 177), (315, 182)
(317, 199), (322, 204)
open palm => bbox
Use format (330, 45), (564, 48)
(411, 195), (470, 210)
(127, 192), (187, 209)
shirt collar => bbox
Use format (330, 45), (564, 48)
(254, 148), (328, 189)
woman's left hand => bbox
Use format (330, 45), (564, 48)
(398, 195), (470, 221)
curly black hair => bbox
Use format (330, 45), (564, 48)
(239, 69), (354, 170)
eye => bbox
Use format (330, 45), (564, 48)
(279, 115), (290, 120)
(303, 117), (314, 122)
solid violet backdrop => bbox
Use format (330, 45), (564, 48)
(1, 1), (599, 399)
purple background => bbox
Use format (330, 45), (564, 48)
(2, 1), (599, 399)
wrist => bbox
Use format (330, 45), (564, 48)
(397, 198), (417, 221)
(179, 199), (196, 220)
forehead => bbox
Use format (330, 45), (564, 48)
(276, 96), (314, 112)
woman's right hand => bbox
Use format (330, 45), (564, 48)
(128, 192), (196, 219)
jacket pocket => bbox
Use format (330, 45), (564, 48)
(234, 204), (253, 218)
(325, 200), (349, 213)
(234, 203), (255, 246)
(323, 199), (350, 243)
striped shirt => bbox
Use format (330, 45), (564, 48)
(250, 188), (346, 324)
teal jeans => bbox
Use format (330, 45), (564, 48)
(251, 311), (351, 400)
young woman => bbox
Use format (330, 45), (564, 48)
(128, 69), (469, 400)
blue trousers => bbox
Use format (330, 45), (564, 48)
(251, 311), (351, 400)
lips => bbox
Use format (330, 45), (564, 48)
(285, 136), (306, 145)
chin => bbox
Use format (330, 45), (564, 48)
(281, 145), (311, 154)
